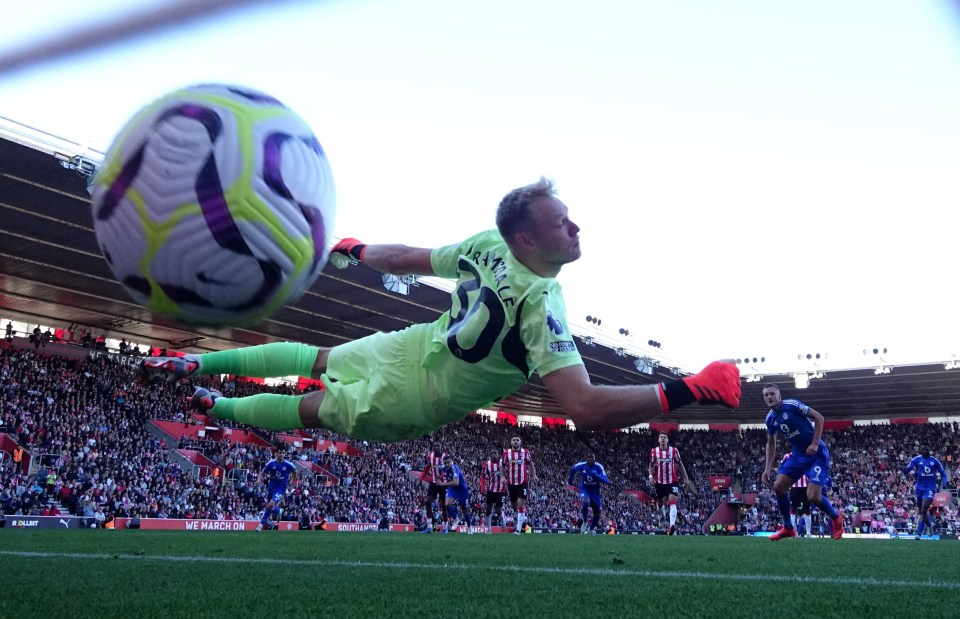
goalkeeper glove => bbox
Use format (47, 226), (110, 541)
(658, 361), (741, 412)
(329, 238), (366, 269)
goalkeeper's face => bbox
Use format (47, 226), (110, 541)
(525, 197), (582, 265)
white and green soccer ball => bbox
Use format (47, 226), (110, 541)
(90, 84), (335, 326)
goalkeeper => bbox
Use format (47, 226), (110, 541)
(140, 178), (741, 442)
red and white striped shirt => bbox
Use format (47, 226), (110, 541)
(649, 446), (682, 484)
(502, 448), (533, 485)
(781, 454), (808, 488)
(420, 451), (446, 483)
(481, 459), (506, 494)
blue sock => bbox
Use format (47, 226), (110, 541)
(917, 519), (926, 536)
(464, 511), (472, 526)
(590, 510), (599, 530)
(447, 505), (459, 521)
(776, 494), (794, 529)
(581, 503), (589, 524)
(815, 495), (839, 519)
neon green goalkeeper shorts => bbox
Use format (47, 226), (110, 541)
(315, 324), (437, 442)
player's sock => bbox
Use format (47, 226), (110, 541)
(195, 342), (319, 378)
(590, 508), (599, 531)
(804, 516), (812, 537)
(813, 495), (839, 520)
(485, 514), (493, 529)
(212, 394), (304, 430)
(669, 503), (678, 526)
(776, 494), (794, 529)
(789, 513), (796, 529)
(581, 503), (590, 524)
(516, 511), (526, 530)
(917, 519), (926, 536)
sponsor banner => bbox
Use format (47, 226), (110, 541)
(113, 518), (416, 532)
(933, 492), (950, 508)
(323, 522), (415, 533)
(4, 515), (86, 528)
(754, 531), (946, 541)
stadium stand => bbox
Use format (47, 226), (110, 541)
(2, 343), (957, 534)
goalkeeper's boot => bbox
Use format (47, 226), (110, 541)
(770, 526), (798, 541)
(190, 387), (221, 413)
(138, 355), (200, 384)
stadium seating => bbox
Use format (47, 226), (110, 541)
(1, 345), (956, 534)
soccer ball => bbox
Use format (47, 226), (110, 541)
(90, 84), (335, 326)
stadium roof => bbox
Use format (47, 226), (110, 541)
(3, 126), (960, 423)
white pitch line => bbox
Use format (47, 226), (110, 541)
(1, 550), (958, 591)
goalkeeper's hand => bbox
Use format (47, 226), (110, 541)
(329, 238), (366, 269)
(659, 361), (741, 412)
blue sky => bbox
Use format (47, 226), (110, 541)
(1, 0), (959, 375)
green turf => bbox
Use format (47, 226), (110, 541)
(1, 531), (958, 618)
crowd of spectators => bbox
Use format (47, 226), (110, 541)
(1, 344), (958, 535)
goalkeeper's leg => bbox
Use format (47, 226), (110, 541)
(139, 342), (327, 383)
(201, 388), (327, 431)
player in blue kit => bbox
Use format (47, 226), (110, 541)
(435, 454), (474, 533)
(761, 384), (845, 541)
(568, 454), (611, 534)
(903, 447), (949, 538)
(256, 447), (297, 531)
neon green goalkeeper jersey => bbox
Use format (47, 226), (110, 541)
(423, 229), (584, 426)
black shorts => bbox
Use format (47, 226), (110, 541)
(790, 486), (811, 514)
(485, 491), (505, 509)
(426, 483), (445, 500)
(655, 483), (680, 502)
(507, 483), (528, 503)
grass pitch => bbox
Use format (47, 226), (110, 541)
(1, 530), (958, 618)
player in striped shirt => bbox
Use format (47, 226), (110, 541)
(480, 452), (507, 533)
(420, 447), (448, 533)
(903, 447), (949, 538)
(502, 436), (536, 535)
(762, 383), (844, 541)
(781, 452), (812, 537)
(648, 432), (691, 535)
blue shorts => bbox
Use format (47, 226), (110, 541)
(446, 486), (470, 507)
(579, 489), (602, 509)
(267, 486), (286, 504)
(915, 484), (937, 503)
(779, 447), (832, 489)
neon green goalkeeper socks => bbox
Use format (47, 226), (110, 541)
(196, 342), (318, 378)
(212, 393), (304, 430)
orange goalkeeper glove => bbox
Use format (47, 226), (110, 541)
(658, 361), (741, 412)
(329, 238), (366, 269)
